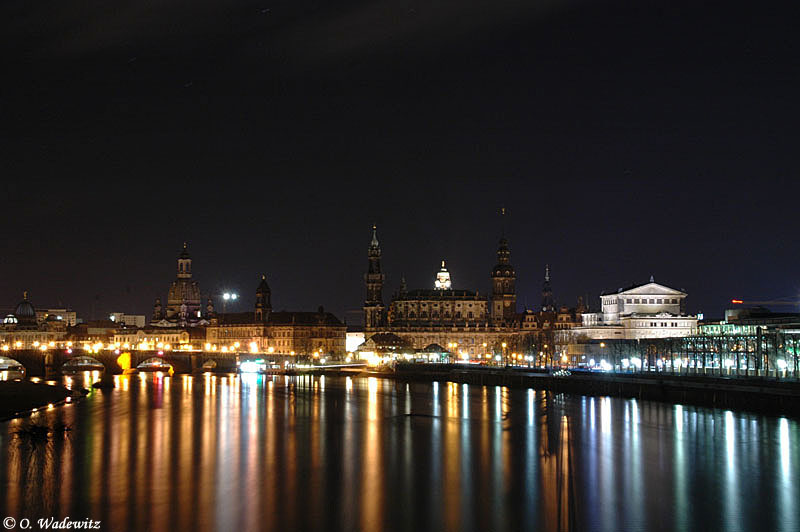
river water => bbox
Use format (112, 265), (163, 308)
(0, 373), (798, 532)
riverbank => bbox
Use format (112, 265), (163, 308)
(0, 380), (73, 421)
(383, 363), (800, 417)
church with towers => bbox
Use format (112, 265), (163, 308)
(145, 243), (345, 355)
(362, 220), (528, 359)
(151, 243), (214, 328)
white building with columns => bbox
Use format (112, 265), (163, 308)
(574, 277), (697, 340)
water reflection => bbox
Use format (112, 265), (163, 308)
(1, 375), (799, 532)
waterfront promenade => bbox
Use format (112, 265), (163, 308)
(390, 363), (800, 417)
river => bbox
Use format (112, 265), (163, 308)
(1, 373), (798, 531)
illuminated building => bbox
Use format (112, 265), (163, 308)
(113, 326), (206, 350)
(362, 225), (520, 358)
(35, 308), (78, 326)
(150, 242), (211, 327)
(205, 276), (346, 356)
(574, 277), (698, 340)
(0, 292), (67, 348)
(109, 312), (146, 328)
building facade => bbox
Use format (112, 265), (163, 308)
(151, 243), (212, 327)
(110, 312), (146, 328)
(362, 226), (522, 359)
(205, 276), (346, 357)
(113, 326), (206, 351)
(0, 292), (67, 349)
(573, 278), (697, 340)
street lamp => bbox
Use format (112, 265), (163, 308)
(600, 342), (607, 372)
(221, 292), (238, 314)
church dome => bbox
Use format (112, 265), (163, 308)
(434, 261), (452, 290)
(14, 293), (36, 323)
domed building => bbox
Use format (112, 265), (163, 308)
(13, 293), (38, 329)
(150, 243), (210, 327)
(0, 292), (66, 348)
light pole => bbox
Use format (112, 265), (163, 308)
(600, 342), (606, 371)
(221, 292), (238, 315)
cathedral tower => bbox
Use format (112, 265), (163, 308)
(364, 225), (385, 330)
(166, 242), (202, 320)
(541, 264), (555, 312)
(490, 236), (516, 325)
(255, 275), (272, 322)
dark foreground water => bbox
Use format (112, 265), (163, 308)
(1, 373), (798, 532)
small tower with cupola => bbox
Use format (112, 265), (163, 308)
(255, 275), (272, 322)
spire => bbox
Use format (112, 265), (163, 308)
(650, 274), (655, 283)
(364, 224), (386, 329)
(370, 224), (379, 249)
(500, 206), (506, 238)
(541, 264), (555, 312)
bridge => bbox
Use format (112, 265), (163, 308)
(4, 349), (292, 377)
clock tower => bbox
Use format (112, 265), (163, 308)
(364, 225), (385, 330)
(490, 236), (516, 325)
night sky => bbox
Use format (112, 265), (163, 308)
(1, 0), (798, 323)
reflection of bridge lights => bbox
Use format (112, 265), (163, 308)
(239, 361), (265, 374)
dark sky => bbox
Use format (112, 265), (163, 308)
(1, 0), (798, 322)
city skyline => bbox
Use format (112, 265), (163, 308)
(0, 219), (787, 324)
(1, 0), (798, 530)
